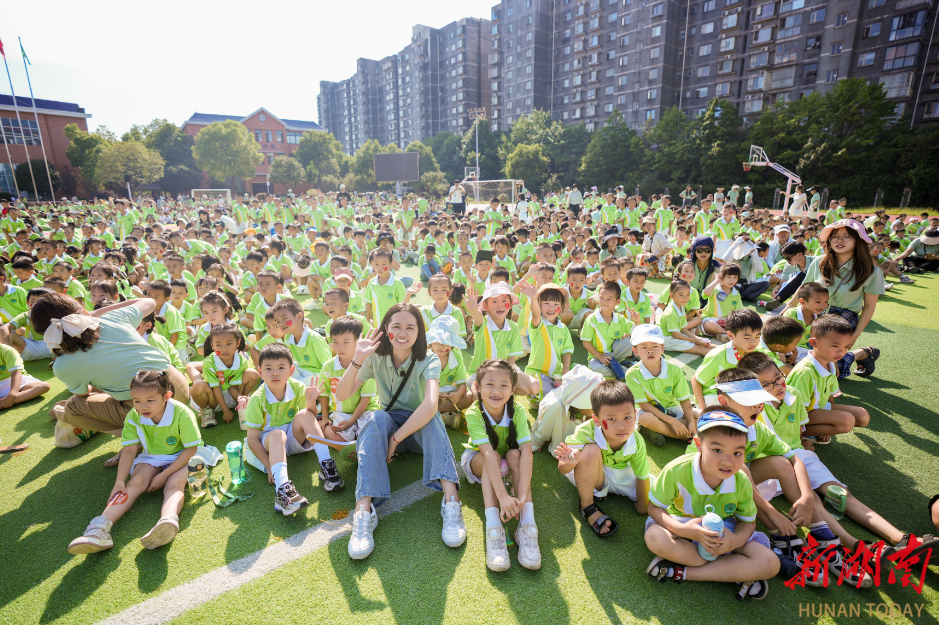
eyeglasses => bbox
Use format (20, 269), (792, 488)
(761, 374), (786, 390)
(828, 235), (853, 241)
(695, 248), (712, 254)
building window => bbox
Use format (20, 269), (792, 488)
(701, 22), (714, 34)
(744, 99), (763, 113)
(881, 72), (914, 98)
(805, 37), (820, 51)
(857, 52), (875, 67)
(649, 68), (659, 79)
(825, 70), (838, 83)
(605, 85), (614, 94)
(276, 130), (283, 143)
(618, 95), (627, 104)
(718, 59), (734, 74)
(651, 25), (662, 37)
(650, 46), (661, 59)
(604, 103), (614, 112)
(722, 14), (738, 29)
(802, 63), (818, 77)
(889, 10), (927, 42)
(0, 118), (40, 145)
(697, 66), (711, 77)
(696, 86), (708, 98)
(646, 109), (656, 120)
(780, 14), (802, 38)
(779, 0), (804, 13)
(703, 0), (715, 11)
(884, 42), (920, 71)
(925, 102), (939, 118)
(753, 27), (773, 44)
(747, 76), (765, 91)
(830, 42), (843, 56)
(715, 82), (730, 96)
(770, 66), (796, 89)
(286, 131), (302, 144)
(863, 23), (881, 38)
(720, 36), (737, 52)
(754, 2), (775, 20)
(776, 42), (798, 64)
(750, 52), (771, 68)
(647, 89), (657, 100)
(652, 3), (663, 16)
(869, 0), (885, 6)
(809, 8), (826, 24)
(699, 44), (712, 56)
(834, 13), (848, 27)
(254, 130), (262, 142)
(265, 130), (273, 142)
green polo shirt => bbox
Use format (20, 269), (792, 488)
(362, 274), (406, 328)
(121, 399), (202, 455)
(321, 355), (379, 414)
(782, 305), (816, 347)
(439, 350), (468, 388)
(244, 378), (307, 432)
(203, 352), (250, 391)
(10, 311), (41, 341)
(650, 452), (757, 521)
(565, 420), (650, 476)
(712, 219), (740, 241)
(581, 310), (634, 354)
(464, 401), (531, 455)
(356, 351), (441, 413)
(525, 317), (575, 378)
(470, 316), (523, 373)
(694, 344), (746, 397)
(625, 357), (691, 409)
(787, 353), (840, 411)
(286, 327), (332, 373)
(0, 284), (28, 323)
(758, 392), (809, 450)
(703, 287), (743, 319)
(420, 302), (466, 336)
(0, 343), (23, 381)
(801, 256), (885, 314)
(621, 289), (654, 322)
(156, 302), (188, 349)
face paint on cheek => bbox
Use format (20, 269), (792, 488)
(602, 420), (609, 430)
(388, 333), (394, 340)
(286, 320), (293, 326)
(215, 351), (221, 356)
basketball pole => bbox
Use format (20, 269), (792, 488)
(469, 107), (486, 205)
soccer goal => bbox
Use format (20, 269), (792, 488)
(191, 189), (232, 207)
(462, 179), (518, 207)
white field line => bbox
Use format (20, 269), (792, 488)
(96, 479), (438, 625)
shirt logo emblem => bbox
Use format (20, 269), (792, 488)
(303, 355), (310, 362)
(787, 412), (796, 423)
(165, 436), (178, 446)
(613, 331), (621, 338)
(723, 502), (737, 515)
(287, 408), (296, 418)
(664, 386), (672, 393)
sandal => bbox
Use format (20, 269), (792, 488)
(735, 580), (769, 600)
(103, 453), (122, 468)
(854, 347), (880, 377)
(580, 502), (618, 538)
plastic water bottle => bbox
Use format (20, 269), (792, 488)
(226, 441), (248, 485)
(500, 459), (513, 495)
(237, 396), (249, 431)
(697, 504), (725, 561)
(187, 455), (208, 499)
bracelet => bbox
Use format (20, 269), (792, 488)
(350, 360), (361, 368)
(391, 435), (399, 444)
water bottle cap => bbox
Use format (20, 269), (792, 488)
(188, 455), (205, 471)
(226, 441), (243, 453)
(704, 504), (715, 514)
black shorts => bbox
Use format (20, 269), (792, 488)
(570, 204), (582, 218)
(451, 202), (465, 216)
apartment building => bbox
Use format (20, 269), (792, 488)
(318, 18), (491, 155)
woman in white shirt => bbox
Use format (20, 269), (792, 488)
(783, 185), (807, 217)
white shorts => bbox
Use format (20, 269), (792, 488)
(644, 514), (770, 550)
(0, 373), (38, 399)
(638, 404), (684, 420)
(177, 347), (191, 366)
(663, 336), (695, 353)
(397, 228), (415, 242)
(130, 452), (179, 476)
(260, 421), (313, 456)
(565, 463), (638, 500)
(328, 411), (370, 442)
(792, 448), (844, 491)
(213, 388), (238, 411)
(461, 448), (483, 484)
(21, 338), (51, 361)
(292, 366), (315, 384)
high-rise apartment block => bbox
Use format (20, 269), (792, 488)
(318, 18), (490, 154)
(318, 1), (939, 150)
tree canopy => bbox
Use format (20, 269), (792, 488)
(192, 120), (263, 182)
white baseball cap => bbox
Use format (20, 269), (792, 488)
(630, 324), (665, 345)
(715, 379), (778, 406)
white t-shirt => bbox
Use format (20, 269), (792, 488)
(789, 192), (806, 217)
(449, 186), (463, 203)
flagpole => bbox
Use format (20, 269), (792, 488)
(1, 55), (39, 203)
(0, 119), (21, 198)
(19, 39), (55, 206)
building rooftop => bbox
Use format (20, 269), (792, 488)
(183, 110), (324, 132)
(0, 95), (89, 116)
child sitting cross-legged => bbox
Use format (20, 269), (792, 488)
(644, 409), (780, 600)
(554, 380), (650, 539)
(581, 280), (641, 380)
(245, 344), (344, 515)
(786, 315), (871, 449)
(68, 370), (199, 555)
(657, 279), (714, 357)
(462, 359), (540, 572)
(691, 309), (770, 409)
(318, 315), (378, 443)
(624, 324), (696, 447)
(190, 323), (260, 428)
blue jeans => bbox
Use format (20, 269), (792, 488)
(355, 409), (460, 505)
(420, 260), (440, 282)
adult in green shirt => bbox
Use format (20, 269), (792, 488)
(688, 236), (721, 293)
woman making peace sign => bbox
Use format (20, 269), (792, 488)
(334, 303), (464, 561)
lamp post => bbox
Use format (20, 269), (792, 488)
(468, 107), (487, 178)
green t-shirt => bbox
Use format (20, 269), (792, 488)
(320, 355), (379, 414)
(362, 275), (406, 328)
(525, 317), (575, 378)
(625, 357), (691, 409)
(420, 302), (466, 336)
(0, 343), (23, 381)
(203, 352), (250, 391)
(121, 399), (202, 456)
(9, 311), (41, 341)
(758, 392), (809, 450)
(470, 316), (523, 373)
(464, 401), (531, 456)
(621, 289), (654, 322)
(565, 420), (650, 476)
(650, 452), (757, 521)
(581, 310), (634, 354)
(286, 327), (332, 373)
(703, 287), (743, 319)
(787, 353), (840, 411)
(156, 302), (188, 349)
(244, 378), (308, 432)
(439, 349), (468, 388)
(0, 284), (29, 323)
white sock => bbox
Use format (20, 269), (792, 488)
(484, 507), (502, 529)
(313, 443), (331, 463)
(272, 462), (288, 489)
(519, 501), (535, 526)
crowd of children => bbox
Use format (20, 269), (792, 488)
(0, 187), (936, 597)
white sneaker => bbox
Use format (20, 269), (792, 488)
(68, 515), (113, 555)
(198, 407), (217, 429)
(140, 514), (179, 550)
(485, 526), (511, 572)
(441, 497), (467, 548)
(348, 504), (378, 560)
(515, 523), (542, 570)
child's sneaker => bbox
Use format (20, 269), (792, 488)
(348, 504), (378, 560)
(303, 299), (322, 311)
(440, 497), (467, 547)
(771, 535), (823, 587)
(515, 524), (542, 570)
(646, 556), (685, 582)
(140, 514), (179, 550)
(198, 407), (217, 429)
(441, 411), (463, 429)
(485, 526), (511, 572)
(68, 515), (113, 555)
(899, 275), (914, 284)
(318, 458), (344, 492)
(812, 537), (873, 588)
(274, 481), (309, 516)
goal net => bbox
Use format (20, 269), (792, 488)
(191, 189), (232, 207)
(462, 179), (518, 207)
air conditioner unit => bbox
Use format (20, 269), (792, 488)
(735, 7), (741, 12)
(745, 95), (752, 100)
(722, 10), (728, 16)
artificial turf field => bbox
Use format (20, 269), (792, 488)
(1, 266), (937, 625)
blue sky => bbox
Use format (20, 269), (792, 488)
(3, 0), (495, 136)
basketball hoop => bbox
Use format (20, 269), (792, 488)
(742, 162), (752, 172)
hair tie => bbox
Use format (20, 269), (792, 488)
(43, 314), (100, 349)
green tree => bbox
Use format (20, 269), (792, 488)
(137, 120), (203, 194)
(641, 106), (696, 193)
(419, 170), (449, 197)
(691, 99), (746, 189)
(94, 141), (165, 193)
(269, 155), (306, 188)
(294, 131), (343, 184)
(578, 110), (644, 192)
(14, 158), (61, 199)
(192, 120), (263, 185)
(461, 119), (502, 180)
(424, 131), (464, 182)
(497, 109), (589, 185)
(504, 143), (549, 194)
(404, 140), (440, 177)
(63, 123), (111, 188)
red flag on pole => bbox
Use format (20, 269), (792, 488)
(0, 38), (5, 58)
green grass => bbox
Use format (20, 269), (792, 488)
(2, 267), (938, 625)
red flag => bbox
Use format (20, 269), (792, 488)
(0, 38), (5, 58)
